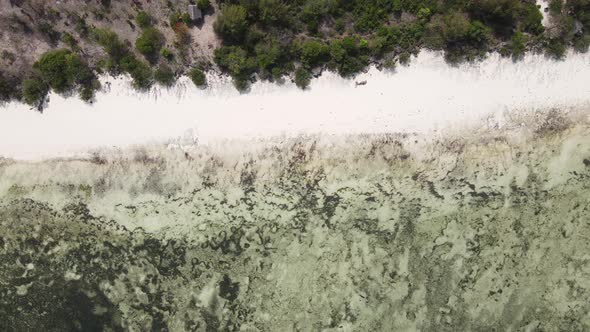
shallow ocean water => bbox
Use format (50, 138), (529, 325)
(2, 108), (590, 331)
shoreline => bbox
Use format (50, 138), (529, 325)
(1, 50), (590, 161)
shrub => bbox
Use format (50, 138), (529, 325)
(425, 13), (491, 63)
(573, 33), (590, 52)
(521, 3), (544, 35)
(92, 28), (127, 61)
(300, 40), (330, 68)
(160, 47), (174, 60)
(33, 49), (75, 93)
(214, 46), (256, 90)
(213, 5), (249, 44)
(135, 11), (152, 29)
(545, 38), (566, 59)
(0, 74), (15, 102)
(197, 0), (211, 11)
(258, 0), (290, 26)
(61, 32), (78, 50)
(170, 12), (191, 26)
(214, 46), (256, 77)
(154, 64), (175, 86)
(470, 0), (519, 35)
(334, 18), (346, 34)
(189, 67), (207, 87)
(510, 30), (527, 60)
(549, 0), (563, 15)
(38, 22), (61, 44)
(173, 22), (191, 45)
(294, 68), (311, 89)
(120, 55), (153, 89)
(22, 78), (49, 107)
(135, 27), (164, 59)
(328, 37), (369, 76)
(255, 38), (283, 71)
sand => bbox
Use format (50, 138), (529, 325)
(0, 50), (589, 160)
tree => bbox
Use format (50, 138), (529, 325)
(189, 68), (207, 87)
(32, 49), (97, 97)
(154, 64), (175, 86)
(197, 0), (211, 11)
(510, 30), (527, 60)
(33, 49), (75, 93)
(258, 0), (290, 26)
(135, 11), (152, 29)
(120, 55), (153, 89)
(520, 3), (544, 35)
(214, 5), (249, 44)
(471, 0), (519, 35)
(328, 37), (369, 76)
(92, 28), (127, 61)
(160, 48), (174, 60)
(294, 68), (311, 89)
(549, 0), (563, 16)
(22, 78), (49, 107)
(214, 46), (256, 90)
(300, 40), (330, 68)
(255, 38), (282, 71)
(0, 74), (16, 102)
(135, 27), (164, 59)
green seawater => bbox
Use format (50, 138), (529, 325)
(1, 111), (590, 331)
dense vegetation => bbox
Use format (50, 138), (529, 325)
(189, 67), (208, 87)
(21, 49), (99, 109)
(1, 0), (589, 109)
(210, 0), (561, 89)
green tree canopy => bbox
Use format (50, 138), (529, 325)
(189, 68), (207, 87)
(135, 11), (152, 29)
(214, 5), (249, 44)
(135, 27), (164, 59)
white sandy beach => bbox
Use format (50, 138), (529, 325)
(0, 50), (589, 160)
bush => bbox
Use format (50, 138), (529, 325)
(470, 0), (519, 35)
(214, 46), (256, 77)
(61, 32), (78, 50)
(294, 68), (311, 89)
(573, 33), (590, 52)
(510, 30), (527, 60)
(300, 40), (330, 68)
(328, 37), (369, 76)
(189, 67), (207, 87)
(425, 13), (491, 63)
(22, 78), (49, 107)
(258, 0), (290, 26)
(520, 3), (544, 35)
(135, 27), (164, 59)
(213, 5), (249, 44)
(214, 46), (256, 90)
(545, 38), (567, 59)
(154, 64), (175, 86)
(0, 72), (16, 102)
(173, 22), (192, 45)
(33, 49), (96, 96)
(135, 11), (152, 29)
(197, 0), (211, 11)
(170, 12), (191, 26)
(255, 38), (283, 72)
(0, 74), (15, 102)
(549, 0), (563, 15)
(160, 47), (174, 60)
(92, 28), (127, 61)
(120, 55), (153, 89)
